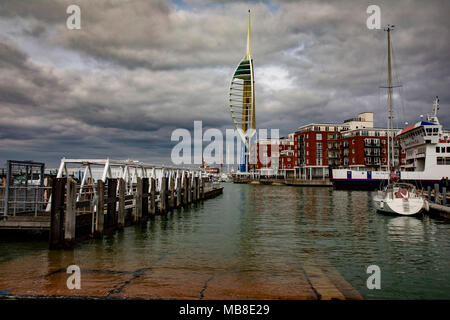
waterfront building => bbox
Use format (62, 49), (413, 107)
(251, 134), (296, 177)
(293, 112), (404, 180)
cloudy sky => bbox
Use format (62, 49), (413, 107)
(0, 0), (449, 167)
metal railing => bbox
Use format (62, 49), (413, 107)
(1, 186), (52, 217)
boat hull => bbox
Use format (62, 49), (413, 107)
(374, 197), (424, 216)
(332, 178), (443, 190)
(331, 169), (447, 190)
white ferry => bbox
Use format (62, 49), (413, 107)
(332, 97), (450, 190)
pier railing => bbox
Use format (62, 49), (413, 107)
(0, 186), (52, 217)
(48, 171), (223, 248)
(0, 159), (224, 244)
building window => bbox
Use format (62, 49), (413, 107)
(437, 147), (440, 153)
(316, 142), (322, 166)
(447, 146), (450, 153)
(316, 133), (322, 140)
(352, 139), (355, 144)
(352, 149), (355, 154)
(442, 147), (446, 153)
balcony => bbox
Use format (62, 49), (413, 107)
(364, 141), (380, 147)
(364, 151), (381, 157)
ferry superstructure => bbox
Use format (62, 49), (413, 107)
(332, 97), (450, 189)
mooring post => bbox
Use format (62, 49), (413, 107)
(183, 172), (188, 205)
(196, 176), (200, 201)
(169, 174), (175, 210)
(50, 178), (66, 249)
(200, 177), (205, 200)
(142, 178), (149, 219)
(160, 176), (167, 214)
(64, 178), (77, 248)
(118, 178), (125, 229)
(193, 175), (198, 203)
(442, 187), (447, 206)
(134, 177), (143, 222)
(187, 173), (192, 204)
(95, 180), (105, 237)
(106, 178), (118, 228)
(150, 177), (156, 215)
(435, 183), (440, 204)
(176, 174), (181, 207)
(427, 186), (431, 201)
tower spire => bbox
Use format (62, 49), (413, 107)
(246, 9), (251, 60)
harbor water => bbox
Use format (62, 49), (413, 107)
(0, 183), (449, 299)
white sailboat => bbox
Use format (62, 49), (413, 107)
(373, 25), (424, 216)
(374, 182), (424, 215)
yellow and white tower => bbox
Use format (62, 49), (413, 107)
(229, 10), (256, 172)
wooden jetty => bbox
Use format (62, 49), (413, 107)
(0, 159), (223, 248)
(422, 183), (450, 219)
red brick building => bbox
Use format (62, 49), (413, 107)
(293, 112), (404, 179)
(251, 112), (405, 179)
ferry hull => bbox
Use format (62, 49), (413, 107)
(331, 169), (447, 190)
(332, 178), (443, 190)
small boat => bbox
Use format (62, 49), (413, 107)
(374, 182), (424, 215)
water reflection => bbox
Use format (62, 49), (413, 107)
(0, 183), (449, 299)
(387, 216), (425, 242)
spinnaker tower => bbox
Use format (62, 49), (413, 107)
(229, 10), (256, 172)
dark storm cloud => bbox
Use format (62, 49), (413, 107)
(0, 0), (449, 167)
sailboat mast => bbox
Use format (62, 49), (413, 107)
(386, 25), (394, 172)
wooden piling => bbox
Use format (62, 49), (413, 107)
(427, 186), (432, 201)
(435, 183), (440, 204)
(160, 176), (167, 214)
(183, 173), (188, 205)
(64, 178), (77, 247)
(134, 177), (143, 222)
(200, 177), (205, 200)
(187, 174), (192, 204)
(118, 178), (125, 229)
(192, 175), (197, 203)
(169, 175), (175, 210)
(443, 187), (447, 206)
(106, 178), (118, 228)
(176, 175), (181, 207)
(50, 178), (66, 248)
(150, 177), (156, 215)
(196, 176), (200, 201)
(94, 180), (105, 238)
(142, 178), (149, 219)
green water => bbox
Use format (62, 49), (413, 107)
(1, 183), (449, 299)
